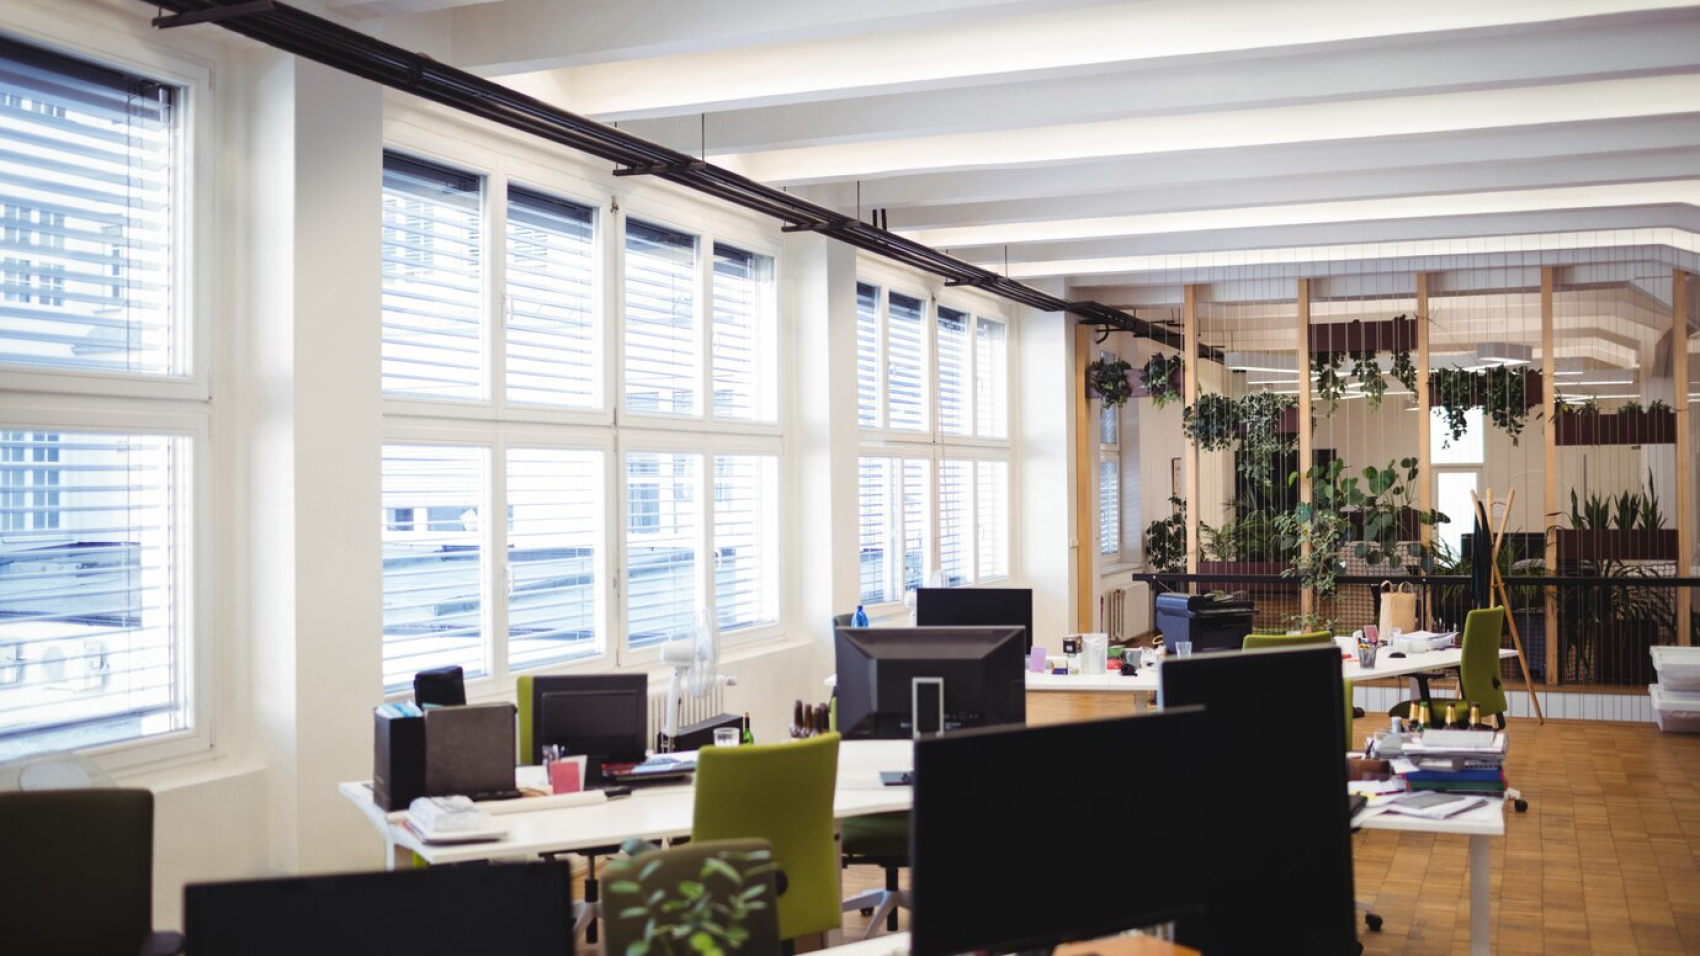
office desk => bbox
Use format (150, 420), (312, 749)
(1355, 798), (1506, 956)
(339, 739), (914, 868)
(824, 932), (1198, 956)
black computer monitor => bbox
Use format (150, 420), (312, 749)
(835, 626), (1025, 739)
(184, 861), (573, 956)
(916, 586), (1034, 651)
(1160, 645), (1357, 954)
(528, 674), (648, 768)
(909, 709), (1210, 956)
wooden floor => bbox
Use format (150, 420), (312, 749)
(838, 704), (1700, 955)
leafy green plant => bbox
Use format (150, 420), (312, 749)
(1348, 349), (1387, 409)
(1273, 459), (1352, 599)
(1352, 458), (1446, 572)
(1431, 367), (1474, 445)
(1648, 399), (1672, 415)
(1312, 351), (1347, 412)
(608, 847), (776, 956)
(1483, 365), (1531, 443)
(1139, 352), (1184, 409)
(1181, 393), (1238, 451)
(1145, 496), (1189, 574)
(1283, 612), (1336, 634)
(1087, 357), (1135, 407)
(1388, 346), (1418, 395)
(1619, 399), (1643, 414)
(1200, 502), (1288, 564)
(1234, 391), (1298, 487)
(1566, 469), (1665, 532)
(1430, 366), (1535, 445)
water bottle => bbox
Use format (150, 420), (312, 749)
(852, 605), (869, 628)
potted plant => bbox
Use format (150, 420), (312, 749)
(1555, 397), (1676, 445)
(1144, 496), (1189, 586)
(1086, 356), (1135, 406)
(1312, 351), (1347, 412)
(1138, 352), (1184, 408)
(1181, 393), (1238, 451)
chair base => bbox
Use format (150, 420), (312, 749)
(842, 888), (910, 939)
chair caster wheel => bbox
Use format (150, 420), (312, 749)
(1366, 914), (1383, 932)
(860, 908), (874, 917)
(1514, 799), (1529, 813)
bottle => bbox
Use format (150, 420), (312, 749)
(791, 701), (804, 738)
(742, 712), (755, 746)
(1469, 702), (1488, 731)
(1415, 702), (1430, 732)
(852, 605), (870, 628)
(1443, 703), (1458, 731)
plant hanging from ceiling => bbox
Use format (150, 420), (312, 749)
(1139, 352), (1184, 409)
(1086, 356), (1135, 407)
(1431, 366), (1534, 446)
(1181, 392), (1239, 451)
(1235, 391), (1298, 487)
(1312, 351), (1347, 412)
(1348, 349), (1388, 410)
(1483, 365), (1530, 444)
(1388, 345), (1418, 395)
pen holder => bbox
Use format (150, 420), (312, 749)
(1357, 643), (1377, 669)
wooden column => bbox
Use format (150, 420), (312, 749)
(1296, 278), (1314, 619)
(1073, 323), (1095, 632)
(1676, 268), (1693, 646)
(1415, 274), (1434, 628)
(1542, 266), (1560, 679)
(1183, 286), (1200, 577)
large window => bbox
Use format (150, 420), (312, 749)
(0, 38), (180, 377)
(1099, 354), (1122, 559)
(377, 155), (783, 688)
(0, 39), (201, 762)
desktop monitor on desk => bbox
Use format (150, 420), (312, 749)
(185, 861), (573, 956)
(909, 709), (1210, 956)
(526, 674), (648, 773)
(916, 586), (1033, 652)
(1159, 645), (1357, 955)
(835, 626), (1026, 739)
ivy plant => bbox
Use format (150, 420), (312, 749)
(1235, 391), (1298, 487)
(1482, 365), (1530, 443)
(1388, 345), (1418, 395)
(1145, 496), (1189, 574)
(1086, 357), (1134, 407)
(1181, 393), (1239, 451)
(1139, 352), (1184, 409)
(1349, 349), (1387, 410)
(1312, 351), (1347, 412)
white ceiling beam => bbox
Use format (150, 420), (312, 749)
(611, 14), (1700, 154)
(717, 74), (1700, 184)
(473, 0), (1698, 118)
(330, 0), (497, 20)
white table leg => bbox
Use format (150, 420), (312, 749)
(1469, 833), (1491, 956)
(386, 835), (410, 872)
(1133, 692), (1150, 714)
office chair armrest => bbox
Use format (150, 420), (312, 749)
(619, 837), (663, 858)
(139, 931), (185, 956)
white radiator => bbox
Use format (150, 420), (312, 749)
(646, 682), (729, 740)
(1100, 582), (1152, 641)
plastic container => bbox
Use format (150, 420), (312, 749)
(1649, 646), (1700, 693)
(1648, 684), (1700, 734)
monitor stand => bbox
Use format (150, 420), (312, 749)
(912, 677), (944, 740)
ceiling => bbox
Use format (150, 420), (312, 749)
(344, 0), (1700, 343)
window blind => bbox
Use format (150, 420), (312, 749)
(1099, 459), (1120, 556)
(976, 459), (1009, 580)
(711, 243), (773, 422)
(936, 306), (970, 436)
(886, 291), (927, 431)
(1100, 401), (1119, 445)
(713, 454), (776, 631)
(506, 447), (601, 670)
(381, 444), (486, 690)
(0, 431), (186, 756)
(381, 153), (484, 401)
(505, 186), (597, 408)
(624, 220), (698, 416)
(900, 458), (929, 594)
(975, 318), (1008, 439)
(857, 457), (893, 604)
(0, 38), (178, 376)
(938, 458), (972, 586)
(625, 451), (696, 648)
(855, 282), (880, 428)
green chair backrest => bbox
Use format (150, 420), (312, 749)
(692, 733), (842, 941)
(0, 788), (155, 955)
(604, 839), (782, 956)
(517, 674), (535, 763)
(1459, 607), (1509, 718)
(1243, 630), (1333, 651)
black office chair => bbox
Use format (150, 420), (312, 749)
(0, 788), (184, 956)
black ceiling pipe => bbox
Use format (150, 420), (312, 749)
(142, 0), (1215, 356)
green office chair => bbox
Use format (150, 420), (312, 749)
(841, 813), (910, 937)
(0, 788), (184, 956)
(1389, 606), (1509, 728)
(1243, 630), (1333, 650)
(693, 733), (843, 943)
(604, 839), (782, 956)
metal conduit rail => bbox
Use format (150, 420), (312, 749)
(142, 0), (1211, 356)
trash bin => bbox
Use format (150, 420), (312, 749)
(1154, 592), (1255, 653)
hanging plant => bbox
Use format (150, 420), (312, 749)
(1139, 352), (1184, 408)
(1236, 391), (1298, 488)
(1388, 346), (1418, 395)
(1086, 357), (1135, 407)
(1431, 366), (1535, 445)
(1348, 349), (1387, 410)
(1312, 351), (1347, 412)
(1182, 393), (1238, 451)
(1483, 365), (1529, 444)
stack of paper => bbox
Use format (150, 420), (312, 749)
(1400, 730), (1507, 794)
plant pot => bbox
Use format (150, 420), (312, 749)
(1309, 315), (1418, 353)
(1554, 529), (1678, 562)
(1554, 409), (1676, 446)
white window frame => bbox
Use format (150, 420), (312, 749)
(0, 21), (219, 771)
(377, 120), (788, 697)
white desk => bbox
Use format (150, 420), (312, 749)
(1355, 798), (1506, 956)
(340, 739), (914, 868)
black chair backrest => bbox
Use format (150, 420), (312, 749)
(0, 788), (154, 955)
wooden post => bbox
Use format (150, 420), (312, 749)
(1416, 273), (1433, 629)
(1541, 266), (1560, 680)
(1676, 268), (1693, 646)
(1073, 323), (1095, 633)
(1296, 278), (1314, 620)
(1183, 286), (1200, 577)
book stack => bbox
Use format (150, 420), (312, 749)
(1399, 729), (1507, 795)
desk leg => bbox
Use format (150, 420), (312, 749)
(1468, 833), (1491, 956)
(386, 836), (410, 872)
(1133, 692), (1150, 715)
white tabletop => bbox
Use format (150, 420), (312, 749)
(1343, 644), (1519, 682)
(1355, 796), (1507, 837)
(1019, 643), (1517, 693)
(340, 739), (914, 865)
